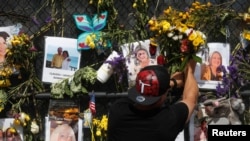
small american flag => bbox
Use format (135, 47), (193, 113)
(89, 91), (96, 115)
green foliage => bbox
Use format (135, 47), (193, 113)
(50, 66), (97, 98)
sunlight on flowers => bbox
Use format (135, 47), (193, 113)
(148, 1), (237, 74)
(91, 114), (108, 141)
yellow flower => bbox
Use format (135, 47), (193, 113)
(98, 0), (102, 5)
(148, 19), (155, 26)
(207, 2), (212, 7)
(182, 14), (187, 20)
(96, 129), (101, 136)
(9, 128), (16, 133)
(92, 114), (108, 139)
(188, 31), (197, 41)
(13, 119), (21, 126)
(132, 3), (137, 8)
(163, 7), (172, 15)
(89, 42), (95, 49)
(160, 21), (171, 32)
(11, 40), (21, 46)
(0, 79), (11, 87)
(243, 31), (250, 40)
(179, 12), (183, 17)
(25, 114), (31, 121)
(192, 37), (203, 47)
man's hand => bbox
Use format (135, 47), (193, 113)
(170, 72), (184, 88)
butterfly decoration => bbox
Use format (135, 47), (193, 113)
(73, 11), (111, 50)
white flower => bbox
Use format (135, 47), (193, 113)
(172, 35), (179, 41)
(178, 34), (183, 40)
(198, 31), (207, 39)
(184, 28), (193, 35)
(19, 112), (26, 123)
(167, 32), (174, 37)
(30, 121), (39, 134)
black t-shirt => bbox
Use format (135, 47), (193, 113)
(107, 97), (189, 141)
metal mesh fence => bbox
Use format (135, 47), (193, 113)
(0, 0), (249, 92)
(1, 1), (250, 139)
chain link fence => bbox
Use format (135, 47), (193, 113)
(0, 0), (249, 62)
(1, 0), (250, 140)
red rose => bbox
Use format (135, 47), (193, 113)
(157, 55), (165, 65)
(149, 44), (157, 56)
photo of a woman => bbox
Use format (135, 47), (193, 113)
(194, 42), (230, 89)
(61, 50), (71, 70)
(127, 45), (157, 87)
(121, 40), (159, 88)
(5, 127), (22, 141)
(134, 46), (156, 71)
(200, 51), (223, 81)
(0, 129), (3, 141)
(50, 124), (76, 141)
(0, 31), (10, 63)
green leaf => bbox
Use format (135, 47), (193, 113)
(192, 55), (202, 63)
(180, 56), (189, 71)
(81, 87), (88, 94)
(70, 81), (82, 93)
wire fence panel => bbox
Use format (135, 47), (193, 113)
(0, 0), (249, 80)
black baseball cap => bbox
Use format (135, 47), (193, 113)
(128, 65), (171, 105)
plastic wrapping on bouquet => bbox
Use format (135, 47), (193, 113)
(97, 51), (119, 83)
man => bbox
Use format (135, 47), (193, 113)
(107, 60), (198, 141)
(51, 47), (63, 68)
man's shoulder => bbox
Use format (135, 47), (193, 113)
(169, 102), (189, 115)
(112, 97), (132, 105)
(108, 98), (133, 118)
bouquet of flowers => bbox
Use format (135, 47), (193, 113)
(148, 2), (209, 73)
(148, 1), (237, 74)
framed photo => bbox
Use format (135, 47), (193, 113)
(194, 42), (230, 90)
(45, 117), (83, 141)
(121, 39), (159, 88)
(0, 118), (24, 141)
(42, 36), (81, 83)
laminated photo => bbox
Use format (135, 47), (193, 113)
(45, 117), (83, 141)
(0, 118), (23, 141)
(194, 42), (230, 89)
(42, 36), (81, 83)
(121, 39), (159, 88)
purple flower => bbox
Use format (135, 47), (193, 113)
(29, 46), (38, 52)
(31, 16), (40, 25)
(45, 16), (52, 23)
(105, 53), (127, 83)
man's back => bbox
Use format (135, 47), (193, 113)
(107, 98), (188, 141)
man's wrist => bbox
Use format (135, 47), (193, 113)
(170, 78), (177, 89)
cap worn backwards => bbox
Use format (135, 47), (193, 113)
(128, 65), (171, 105)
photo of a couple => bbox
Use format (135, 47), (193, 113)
(42, 36), (81, 83)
